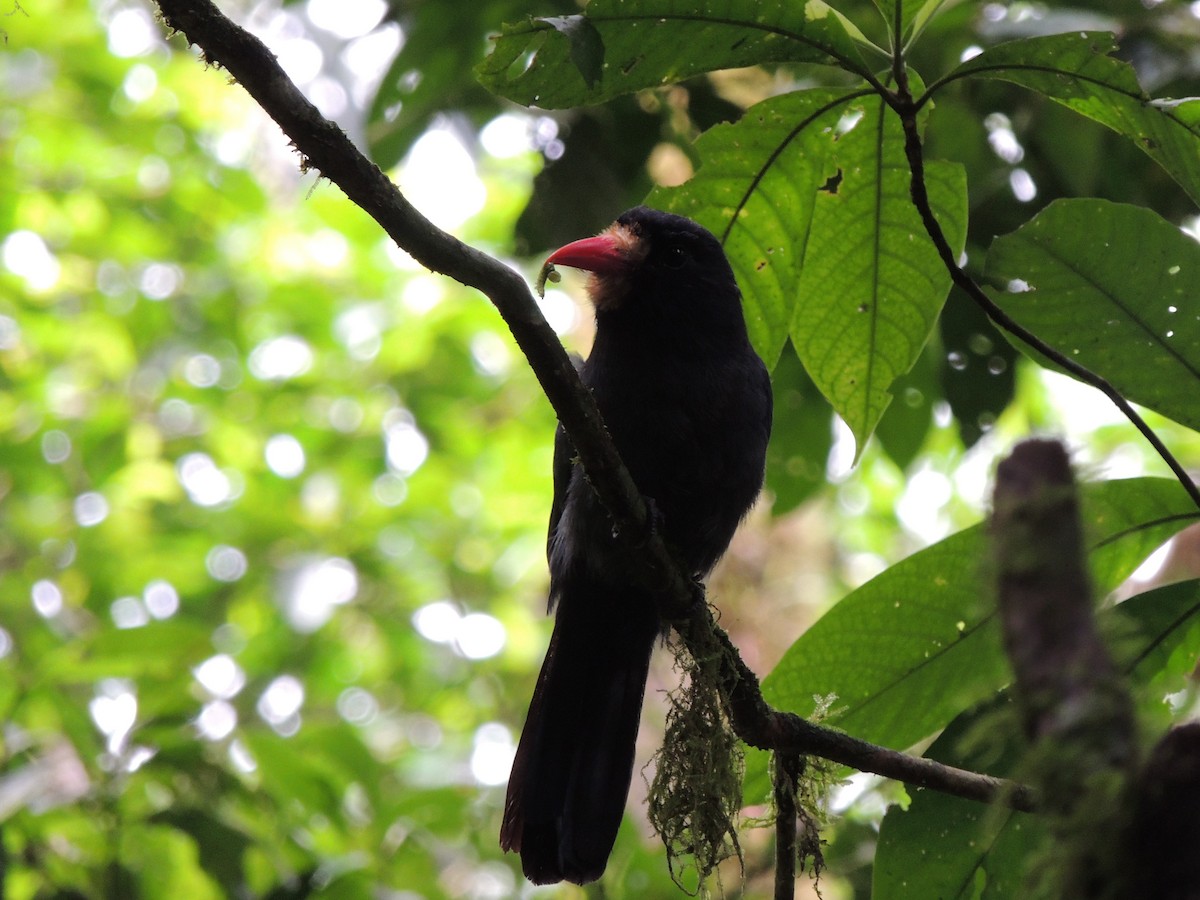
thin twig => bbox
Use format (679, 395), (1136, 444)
(152, 0), (1037, 815)
(773, 753), (800, 900)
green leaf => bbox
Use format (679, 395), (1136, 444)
(789, 94), (966, 459)
(935, 32), (1200, 205)
(874, 580), (1200, 898)
(764, 345), (834, 512)
(875, 338), (937, 471)
(131, 822), (225, 900)
(871, 0), (933, 43)
(654, 87), (870, 365)
(477, 0), (870, 109)
(540, 17), (606, 89)
(150, 809), (251, 898)
(1117, 579), (1200, 691)
(655, 85), (967, 454)
(41, 621), (213, 681)
(240, 731), (345, 818)
(873, 700), (1041, 900)
(748, 476), (1196, 799)
(984, 199), (1200, 432)
(905, 0), (960, 46)
(760, 477), (1196, 756)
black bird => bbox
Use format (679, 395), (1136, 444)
(500, 206), (772, 885)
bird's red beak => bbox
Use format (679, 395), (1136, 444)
(542, 222), (644, 310)
(544, 229), (631, 276)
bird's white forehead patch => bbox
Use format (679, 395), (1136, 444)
(588, 222), (649, 311)
(604, 221), (648, 261)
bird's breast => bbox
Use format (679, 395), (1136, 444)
(574, 345), (770, 574)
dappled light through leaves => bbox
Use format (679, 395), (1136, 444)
(6, 0), (1200, 896)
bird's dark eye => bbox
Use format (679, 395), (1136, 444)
(663, 244), (688, 269)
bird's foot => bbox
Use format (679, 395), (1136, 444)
(642, 496), (664, 542)
(609, 495), (663, 547)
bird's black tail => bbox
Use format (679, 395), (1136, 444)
(500, 581), (658, 885)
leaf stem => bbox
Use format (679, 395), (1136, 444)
(891, 63), (1200, 511)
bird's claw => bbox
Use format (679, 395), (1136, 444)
(642, 496), (664, 543)
(678, 579), (705, 616)
(609, 495), (663, 547)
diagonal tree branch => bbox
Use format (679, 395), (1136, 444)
(152, 0), (1036, 815)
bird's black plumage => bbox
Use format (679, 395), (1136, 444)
(500, 207), (772, 885)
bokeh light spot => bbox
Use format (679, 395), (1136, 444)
(194, 654), (246, 700)
(73, 492), (109, 527)
(32, 580), (63, 618)
(470, 723), (515, 786)
(206, 545), (248, 582)
(265, 434), (306, 478)
(280, 556), (358, 632)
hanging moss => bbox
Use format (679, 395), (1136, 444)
(648, 633), (745, 896)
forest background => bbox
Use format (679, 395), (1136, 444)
(4, 0), (1200, 897)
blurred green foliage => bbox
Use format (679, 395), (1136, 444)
(5, 0), (1200, 898)
(1, 1), (597, 896)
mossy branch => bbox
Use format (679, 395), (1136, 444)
(153, 0), (1036, 827)
(992, 439), (1137, 897)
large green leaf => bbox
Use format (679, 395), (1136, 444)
(932, 31), (1200, 205)
(748, 476), (1197, 800)
(790, 93), (966, 458)
(654, 87), (869, 364)
(654, 86), (966, 455)
(760, 477), (1197, 755)
(873, 699), (1042, 900)
(984, 199), (1200, 432)
(875, 332), (938, 471)
(477, 0), (871, 109)
(874, 579), (1200, 899)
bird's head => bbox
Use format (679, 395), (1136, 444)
(543, 207), (741, 324)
